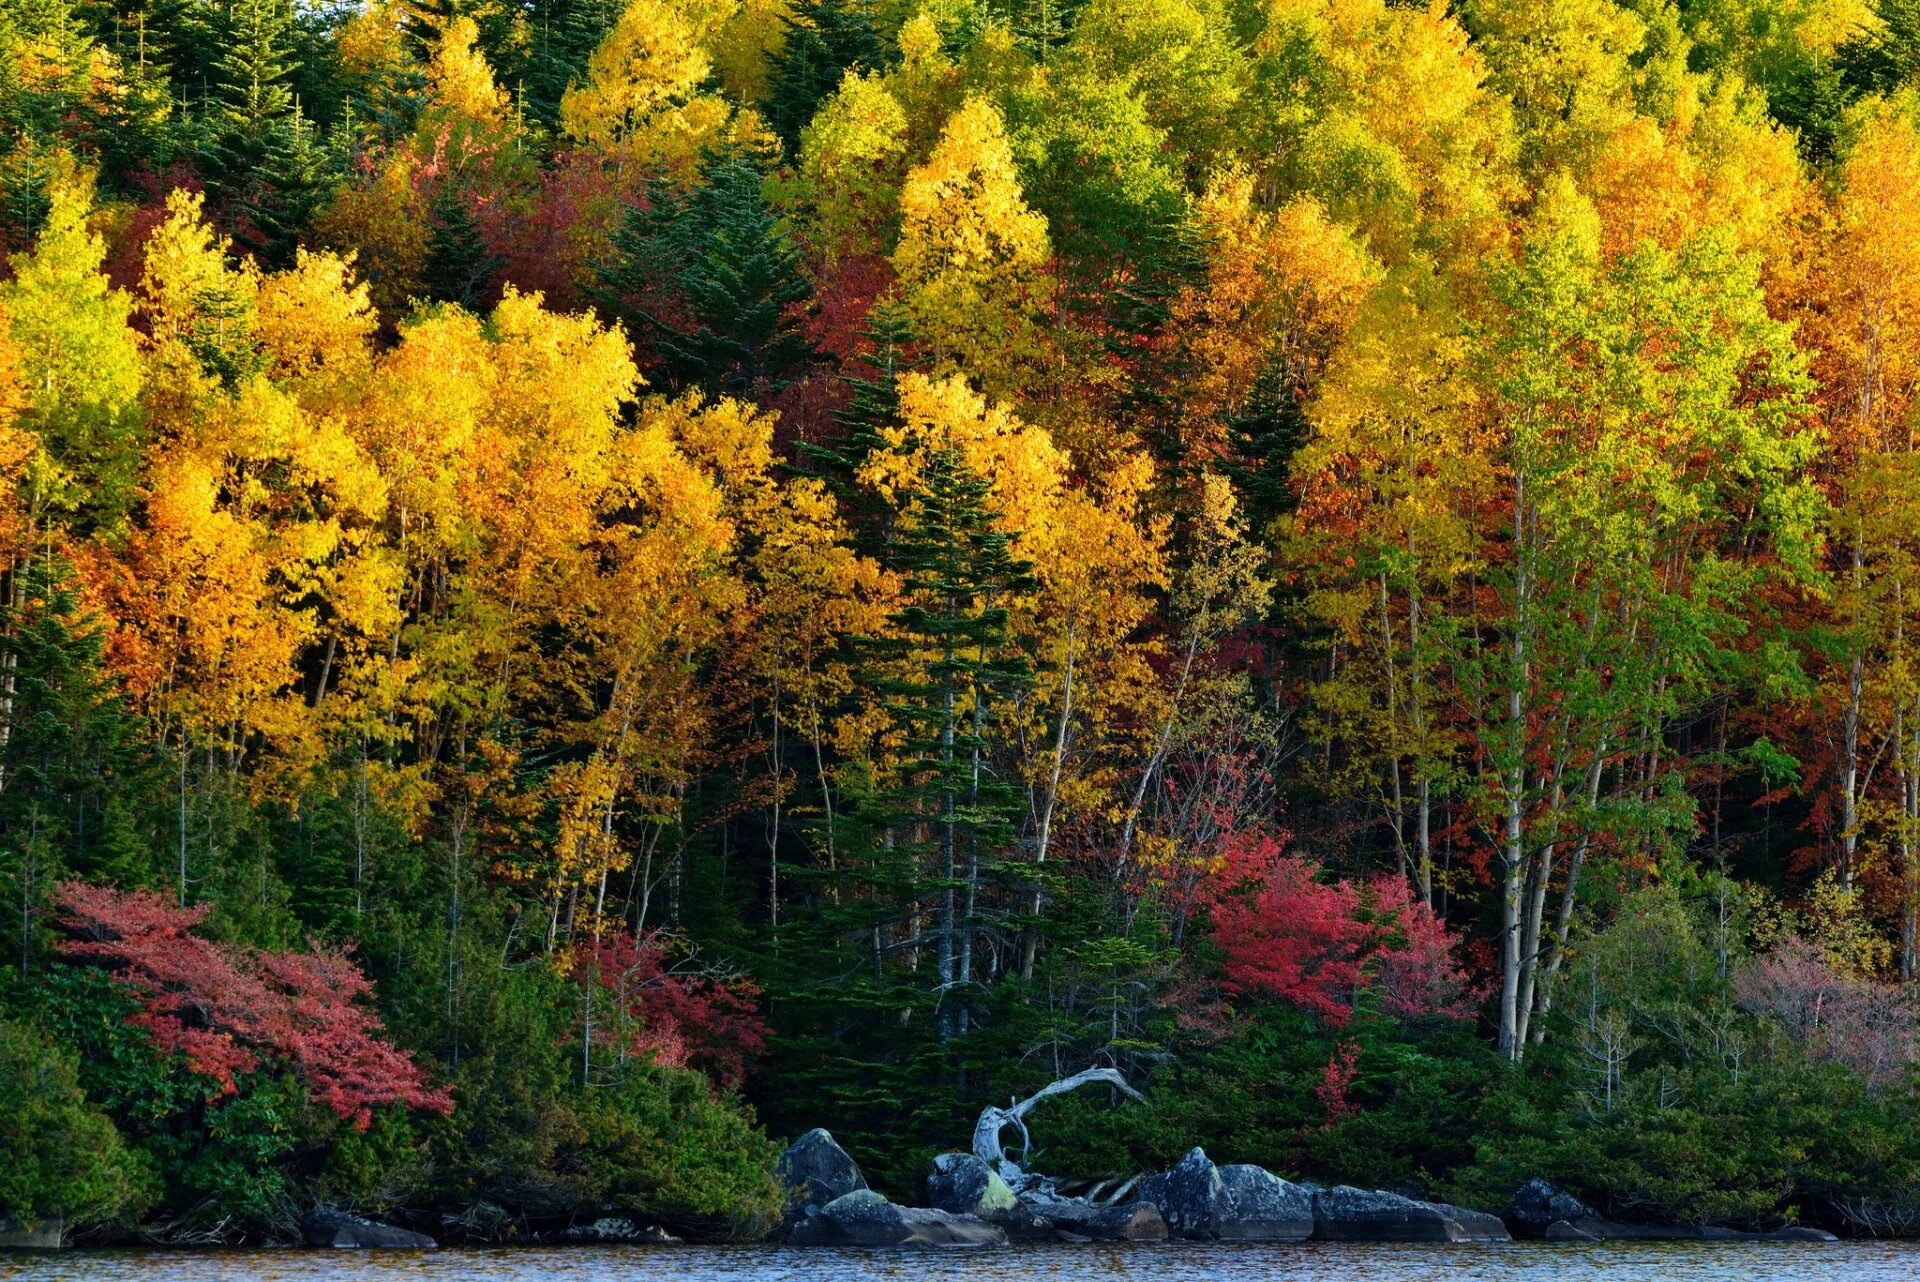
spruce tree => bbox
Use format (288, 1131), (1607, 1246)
(423, 187), (500, 310)
(248, 108), (334, 268)
(857, 447), (1035, 1040)
(203, 0), (300, 199)
(798, 296), (919, 550)
(593, 149), (818, 397)
(763, 0), (883, 154)
(522, 0), (625, 129)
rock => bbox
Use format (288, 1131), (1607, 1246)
(301, 1209), (437, 1250)
(550, 1217), (678, 1244)
(786, 1190), (1007, 1247)
(927, 1153), (1018, 1218)
(1084, 1202), (1169, 1242)
(927, 1154), (1052, 1238)
(0, 1216), (62, 1250)
(1508, 1178), (1594, 1237)
(1138, 1147), (1226, 1239)
(1543, 1217), (1836, 1243)
(778, 1128), (869, 1214)
(1311, 1186), (1510, 1243)
(1135, 1149), (1314, 1242)
(1217, 1164), (1315, 1242)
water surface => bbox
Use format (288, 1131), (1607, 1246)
(2, 1240), (1914, 1282)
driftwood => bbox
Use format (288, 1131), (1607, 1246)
(971, 1066), (1145, 1188)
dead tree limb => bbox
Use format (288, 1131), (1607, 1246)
(971, 1066), (1145, 1186)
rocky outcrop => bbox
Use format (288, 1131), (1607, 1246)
(778, 1128), (868, 1215)
(1135, 1148), (1314, 1242)
(1311, 1186), (1509, 1243)
(785, 1190), (1007, 1247)
(300, 1208), (437, 1249)
(1508, 1179), (1836, 1243)
(927, 1153), (1053, 1238)
(1138, 1147), (1224, 1239)
(0, 1217), (62, 1250)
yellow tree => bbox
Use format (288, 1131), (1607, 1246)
(891, 99), (1055, 401)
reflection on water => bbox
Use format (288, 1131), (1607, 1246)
(0, 1241), (1913, 1282)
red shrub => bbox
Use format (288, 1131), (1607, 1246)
(1204, 830), (1480, 1027)
(573, 931), (767, 1089)
(56, 882), (452, 1127)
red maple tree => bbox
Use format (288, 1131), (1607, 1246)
(56, 882), (453, 1127)
(573, 931), (767, 1089)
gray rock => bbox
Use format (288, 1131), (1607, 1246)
(1312, 1186), (1509, 1243)
(551, 1217), (678, 1244)
(927, 1154), (1018, 1217)
(301, 1209), (437, 1250)
(1218, 1164), (1315, 1242)
(778, 1128), (869, 1214)
(1083, 1202), (1169, 1242)
(786, 1190), (1007, 1247)
(1135, 1149), (1314, 1242)
(1508, 1178), (1593, 1237)
(0, 1216), (62, 1250)
(1543, 1217), (1836, 1243)
(1138, 1147), (1226, 1239)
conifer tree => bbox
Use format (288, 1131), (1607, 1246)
(857, 446), (1034, 1040)
(248, 109), (334, 268)
(593, 149), (818, 396)
(422, 187), (499, 310)
(764, 0), (882, 154)
(203, 0), (300, 198)
(523, 0), (626, 128)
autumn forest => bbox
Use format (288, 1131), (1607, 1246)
(4, 0), (1920, 1246)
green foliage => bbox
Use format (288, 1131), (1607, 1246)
(0, 1016), (154, 1229)
(594, 149), (818, 396)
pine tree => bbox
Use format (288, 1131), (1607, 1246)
(422, 187), (500, 310)
(798, 295), (919, 549)
(764, 0), (883, 155)
(0, 556), (150, 984)
(592, 149), (818, 397)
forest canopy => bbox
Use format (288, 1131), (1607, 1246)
(5, 0), (1920, 1243)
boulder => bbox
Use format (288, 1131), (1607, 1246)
(927, 1154), (1052, 1238)
(0, 1216), (62, 1250)
(1217, 1164), (1315, 1242)
(786, 1190), (1007, 1247)
(1507, 1178), (1594, 1237)
(301, 1209), (437, 1250)
(1311, 1186), (1509, 1243)
(1135, 1149), (1315, 1242)
(1138, 1147), (1226, 1239)
(1083, 1202), (1170, 1242)
(1017, 1192), (1168, 1242)
(778, 1128), (869, 1214)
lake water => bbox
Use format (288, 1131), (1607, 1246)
(3, 1241), (1917, 1282)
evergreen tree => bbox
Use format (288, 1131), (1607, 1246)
(422, 186), (500, 310)
(522, 0), (625, 129)
(1840, 0), (1920, 96)
(593, 149), (819, 397)
(763, 0), (883, 155)
(856, 447), (1035, 1040)
(798, 295), (919, 550)
(0, 557), (150, 988)
(203, 0), (300, 198)
(247, 108), (335, 268)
